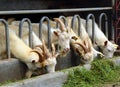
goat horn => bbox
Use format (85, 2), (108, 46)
(67, 18), (72, 28)
(42, 39), (47, 54)
(54, 18), (65, 32)
(42, 39), (51, 57)
(87, 39), (92, 52)
(31, 49), (43, 59)
(51, 43), (55, 56)
(74, 42), (87, 53)
(7, 18), (15, 24)
(34, 45), (43, 49)
(84, 39), (91, 52)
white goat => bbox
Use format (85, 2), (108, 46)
(7, 23), (42, 48)
(0, 25), (59, 78)
(66, 17), (104, 58)
(53, 18), (94, 64)
(80, 18), (118, 58)
(10, 18), (71, 57)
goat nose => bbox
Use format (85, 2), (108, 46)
(65, 48), (70, 52)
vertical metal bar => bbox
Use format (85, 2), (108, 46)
(71, 14), (81, 36)
(86, 14), (95, 44)
(59, 16), (67, 27)
(112, 0), (115, 7)
(39, 16), (51, 50)
(99, 13), (108, 38)
(19, 18), (33, 48)
(0, 19), (11, 59)
(56, 16), (67, 28)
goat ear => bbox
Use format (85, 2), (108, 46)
(53, 31), (60, 37)
(104, 41), (108, 46)
(67, 19), (72, 28)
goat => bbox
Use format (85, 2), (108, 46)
(9, 18), (71, 57)
(0, 25), (59, 78)
(80, 18), (118, 58)
(7, 22), (42, 48)
(67, 17), (104, 58)
(53, 18), (94, 64)
(66, 16), (118, 58)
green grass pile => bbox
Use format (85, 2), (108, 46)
(63, 59), (120, 87)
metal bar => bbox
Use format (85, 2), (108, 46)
(86, 14), (95, 44)
(39, 16), (51, 50)
(0, 7), (112, 15)
(19, 18), (33, 48)
(99, 13), (108, 38)
(56, 16), (67, 28)
(71, 15), (81, 36)
(0, 19), (11, 59)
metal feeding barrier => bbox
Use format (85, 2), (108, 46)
(0, 13), (110, 59)
(86, 14), (95, 44)
(0, 19), (10, 59)
(19, 18), (33, 48)
(39, 16), (51, 50)
(99, 13), (108, 38)
(56, 16), (67, 28)
(71, 14), (81, 36)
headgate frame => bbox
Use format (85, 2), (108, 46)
(0, 19), (10, 59)
(19, 18), (33, 48)
(0, 4), (117, 59)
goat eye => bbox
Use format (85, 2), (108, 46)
(108, 49), (111, 52)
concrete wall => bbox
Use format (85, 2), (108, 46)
(1, 57), (120, 87)
(0, 50), (77, 83)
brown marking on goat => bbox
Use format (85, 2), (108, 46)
(31, 49), (44, 63)
(53, 31), (59, 37)
(31, 39), (59, 68)
(30, 40), (49, 63)
(71, 36), (78, 41)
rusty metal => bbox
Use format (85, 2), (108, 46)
(0, 19), (11, 59)
(71, 15), (81, 36)
(86, 14), (95, 44)
(19, 18), (33, 48)
(39, 16), (51, 50)
(99, 13), (108, 38)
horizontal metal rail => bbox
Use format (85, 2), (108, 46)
(0, 7), (112, 15)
